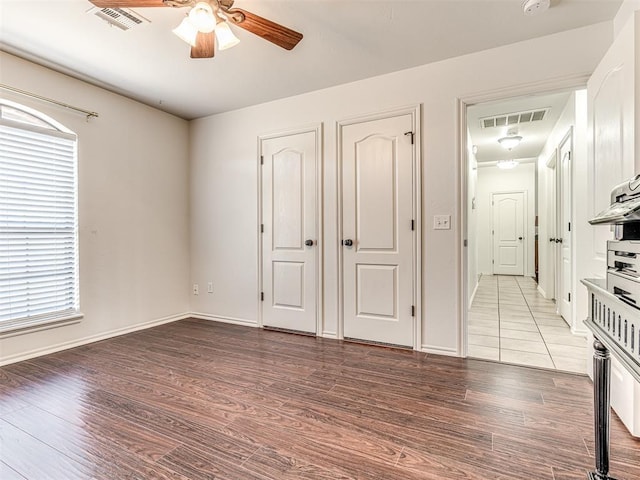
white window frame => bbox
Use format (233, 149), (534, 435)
(0, 100), (82, 336)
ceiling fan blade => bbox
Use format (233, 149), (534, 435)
(226, 8), (302, 51)
(191, 32), (215, 58)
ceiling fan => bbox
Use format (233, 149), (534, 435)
(88, 0), (303, 59)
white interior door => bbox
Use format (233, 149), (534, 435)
(261, 130), (318, 333)
(341, 113), (415, 347)
(557, 133), (572, 323)
(492, 192), (525, 275)
(548, 159), (557, 300)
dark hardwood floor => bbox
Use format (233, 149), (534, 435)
(1, 319), (639, 479)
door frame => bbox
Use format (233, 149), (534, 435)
(545, 149), (558, 301)
(336, 105), (422, 350)
(491, 190), (527, 276)
(556, 127), (574, 322)
(458, 74), (589, 357)
(257, 124), (324, 334)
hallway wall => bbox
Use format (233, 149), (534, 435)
(467, 131), (479, 306)
(476, 162), (536, 277)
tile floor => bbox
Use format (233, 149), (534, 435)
(468, 275), (588, 374)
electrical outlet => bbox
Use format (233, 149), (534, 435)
(433, 215), (451, 230)
(207, 282), (213, 293)
(193, 283), (199, 295)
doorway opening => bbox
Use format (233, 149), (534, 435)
(463, 89), (587, 373)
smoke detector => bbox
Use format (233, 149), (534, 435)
(522, 0), (550, 16)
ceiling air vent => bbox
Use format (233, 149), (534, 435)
(480, 108), (548, 129)
(88, 7), (149, 31)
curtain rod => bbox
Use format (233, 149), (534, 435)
(0, 84), (99, 119)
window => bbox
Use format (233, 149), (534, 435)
(0, 100), (80, 334)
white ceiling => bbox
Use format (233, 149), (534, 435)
(0, 0), (622, 120)
(468, 90), (574, 164)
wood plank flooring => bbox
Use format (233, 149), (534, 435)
(1, 318), (639, 479)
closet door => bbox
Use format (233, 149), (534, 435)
(341, 112), (416, 347)
(261, 130), (318, 333)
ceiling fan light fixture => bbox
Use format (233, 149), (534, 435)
(173, 16), (198, 46)
(215, 21), (240, 50)
(189, 2), (216, 33)
(498, 135), (523, 150)
(497, 160), (519, 170)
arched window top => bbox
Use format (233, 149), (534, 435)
(0, 98), (80, 333)
(0, 99), (74, 136)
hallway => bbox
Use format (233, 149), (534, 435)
(468, 275), (588, 374)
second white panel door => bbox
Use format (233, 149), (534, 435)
(558, 133), (572, 322)
(261, 130), (318, 334)
(492, 192), (525, 276)
(341, 113), (415, 347)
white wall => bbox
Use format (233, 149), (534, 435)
(190, 22), (613, 355)
(0, 53), (191, 365)
(476, 163), (536, 277)
(536, 90), (590, 334)
(467, 132), (479, 306)
(583, 7), (640, 436)
(537, 92), (576, 300)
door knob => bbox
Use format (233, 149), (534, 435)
(549, 238), (555, 243)
(343, 239), (353, 246)
(556, 238), (563, 244)
(305, 239), (314, 247)
(518, 237), (523, 240)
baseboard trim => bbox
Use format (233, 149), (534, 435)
(421, 344), (459, 357)
(1, 311), (463, 365)
(571, 320), (589, 337)
(537, 284), (548, 299)
(469, 280), (479, 308)
(0, 312), (191, 366)
(190, 312), (258, 327)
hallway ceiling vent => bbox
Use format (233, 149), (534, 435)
(480, 108), (548, 129)
(88, 7), (150, 31)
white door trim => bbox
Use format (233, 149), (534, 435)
(557, 127), (574, 324)
(257, 124), (324, 335)
(458, 74), (589, 357)
(491, 190), (527, 276)
(336, 105), (422, 350)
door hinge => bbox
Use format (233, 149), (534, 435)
(464, 239), (468, 247)
(568, 292), (571, 302)
(492, 230), (494, 235)
(261, 292), (264, 301)
(411, 305), (415, 317)
(404, 131), (415, 145)
(260, 155), (264, 165)
(568, 222), (571, 232)
(492, 260), (494, 264)
(261, 223), (264, 233)
(411, 219), (415, 231)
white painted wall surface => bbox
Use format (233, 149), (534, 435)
(583, 8), (640, 437)
(476, 163), (536, 277)
(0, 53), (191, 364)
(190, 23), (613, 354)
(467, 132), (479, 307)
(536, 91), (590, 334)
(537, 93), (576, 301)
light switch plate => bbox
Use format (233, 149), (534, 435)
(433, 215), (451, 230)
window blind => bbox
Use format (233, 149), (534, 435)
(0, 120), (79, 331)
